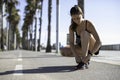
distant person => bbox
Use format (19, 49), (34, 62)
(69, 5), (101, 69)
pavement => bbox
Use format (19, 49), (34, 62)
(0, 50), (120, 80)
(91, 50), (120, 65)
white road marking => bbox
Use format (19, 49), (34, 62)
(17, 52), (22, 61)
(13, 52), (23, 75)
(13, 65), (23, 75)
(17, 58), (22, 61)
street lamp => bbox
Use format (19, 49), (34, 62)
(56, 0), (59, 53)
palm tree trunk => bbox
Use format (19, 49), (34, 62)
(29, 25), (33, 50)
(7, 1), (13, 50)
(38, 0), (43, 51)
(77, 0), (84, 17)
(0, 2), (4, 51)
(14, 33), (16, 49)
(34, 17), (37, 51)
(46, 0), (52, 52)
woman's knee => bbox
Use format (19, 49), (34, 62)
(81, 31), (90, 38)
(74, 46), (82, 55)
(80, 31), (90, 43)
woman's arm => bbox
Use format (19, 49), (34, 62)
(69, 26), (77, 55)
(87, 20), (102, 54)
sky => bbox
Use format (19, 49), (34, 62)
(18, 0), (120, 46)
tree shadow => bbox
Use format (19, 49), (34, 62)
(0, 65), (76, 75)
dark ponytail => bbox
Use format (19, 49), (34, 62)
(70, 19), (77, 31)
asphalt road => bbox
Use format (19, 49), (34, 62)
(0, 50), (120, 80)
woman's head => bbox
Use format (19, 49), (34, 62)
(70, 5), (83, 31)
(70, 5), (83, 16)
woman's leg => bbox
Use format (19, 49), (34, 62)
(74, 46), (86, 69)
(74, 31), (97, 69)
(81, 32), (96, 63)
(80, 31), (90, 61)
(73, 31), (96, 64)
(73, 45), (82, 64)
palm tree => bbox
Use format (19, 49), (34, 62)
(22, 13), (34, 49)
(46, 0), (52, 52)
(11, 9), (20, 49)
(38, 0), (43, 51)
(32, 0), (41, 51)
(0, 0), (20, 50)
(77, 0), (84, 17)
(22, 0), (41, 50)
(0, 0), (3, 50)
(22, 0), (34, 50)
(4, 0), (20, 50)
(16, 27), (21, 48)
(0, 0), (4, 51)
(22, 23), (28, 49)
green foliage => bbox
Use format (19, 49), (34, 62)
(3, 0), (20, 50)
(22, 0), (41, 50)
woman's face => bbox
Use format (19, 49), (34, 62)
(72, 14), (82, 25)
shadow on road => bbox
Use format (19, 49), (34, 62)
(0, 65), (76, 75)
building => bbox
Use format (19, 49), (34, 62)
(101, 44), (120, 50)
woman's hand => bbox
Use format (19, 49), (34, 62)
(83, 54), (91, 63)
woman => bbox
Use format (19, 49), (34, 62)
(69, 5), (101, 69)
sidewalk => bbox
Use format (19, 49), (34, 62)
(91, 50), (120, 65)
(0, 50), (120, 80)
(36, 50), (120, 65)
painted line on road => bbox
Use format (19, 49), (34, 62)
(14, 51), (23, 75)
(17, 58), (22, 61)
(13, 65), (23, 75)
(17, 52), (22, 61)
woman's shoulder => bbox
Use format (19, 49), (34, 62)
(83, 19), (92, 23)
(83, 19), (95, 27)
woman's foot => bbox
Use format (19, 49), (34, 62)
(75, 62), (85, 70)
(83, 54), (91, 63)
(75, 60), (90, 70)
(85, 62), (89, 69)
